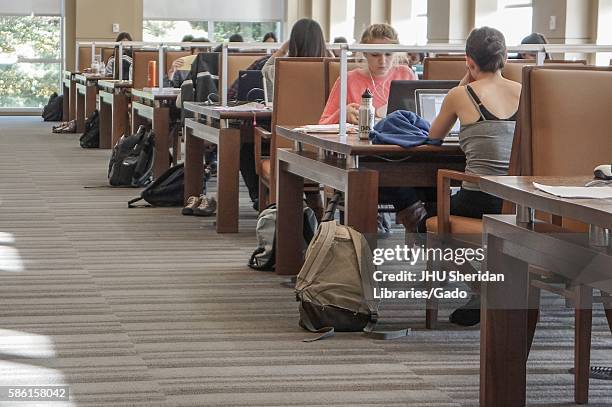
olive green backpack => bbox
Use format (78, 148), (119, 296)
(295, 221), (409, 341)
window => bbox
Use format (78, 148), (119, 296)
(143, 0), (283, 42)
(476, 0), (533, 46)
(596, 1), (612, 66)
(391, 0), (427, 45)
(414, 0), (428, 45)
(143, 20), (280, 43)
(0, 15), (62, 109)
(143, 20), (210, 42)
(212, 22), (280, 42)
(330, 0), (356, 43)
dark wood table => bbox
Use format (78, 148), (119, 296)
(183, 103), (272, 233)
(479, 176), (612, 406)
(132, 89), (179, 179)
(62, 70), (77, 122)
(275, 126), (465, 275)
(74, 74), (110, 133)
(98, 80), (132, 149)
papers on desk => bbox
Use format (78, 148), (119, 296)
(142, 87), (181, 95)
(533, 182), (612, 199)
(209, 102), (271, 112)
(294, 124), (358, 134)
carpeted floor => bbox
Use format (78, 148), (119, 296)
(0, 116), (610, 406)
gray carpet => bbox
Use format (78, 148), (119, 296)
(0, 116), (610, 406)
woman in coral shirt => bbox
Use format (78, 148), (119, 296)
(320, 24), (417, 125)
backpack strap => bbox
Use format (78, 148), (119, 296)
(347, 227), (411, 341)
(127, 197), (151, 208)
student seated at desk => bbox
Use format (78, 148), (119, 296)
(319, 24), (417, 125)
(262, 18), (331, 102)
(168, 36), (210, 88)
(105, 32), (133, 79)
(318, 24), (426, 235)
(428, 26), (521, 326)
(262, 32), (277, 43)
(516, 32), (550, 60)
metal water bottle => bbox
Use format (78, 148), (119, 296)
(359, 88), (374, 140)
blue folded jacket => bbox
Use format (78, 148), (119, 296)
(369, 110), (443, 148)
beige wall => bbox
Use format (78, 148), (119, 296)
(65, 0), (143, 71)
(532, 0), (597, 43)
(428, 0), (473, 44)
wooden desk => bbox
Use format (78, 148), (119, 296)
(275, 126), (465, 275)
(62, 70), (77, 122)
(74, 74), (110, 133)
(183, 103), (272, 233)
(98, 80), (132, 149)
(479, 176), (612, 407)
(132, 89), (179, 179)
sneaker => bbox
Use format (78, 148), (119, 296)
(59, 120), (77, 133)
(449, 295), (481, 326)
(193, 196), (217, 217)
(182, 195), (203, 216)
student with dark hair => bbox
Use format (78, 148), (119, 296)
(428, 26), (522, 326)
(213, 34), (244, 52)
(262, 18), (330, 101)
(229, 33), (244, 42)
(262, 32), (277, 43)
(331, 36), (348, 57)
(105, 32), (133, 78)
(518, 32), (550, 60)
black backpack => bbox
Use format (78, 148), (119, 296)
(42, 92), (63, 122)
(108, 126), (155, 187)
(128, 163), (185, 208)
(79, 110), (100, 148)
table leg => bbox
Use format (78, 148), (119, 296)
(112, 93), (128, 146)
(480, 232), (529, 407)
(216, 128), (240, 233)
(574, 284), (593, 405)
(184, 125), (204, 204)
(69, 82), (76, 122)
(62, 84), (69, 121)
(85, 85), (96, 118)
(76, 91), (85, 133)
(152, 107), (170, 179)
(344, 169), (379, 248)
(276, 160), (305, 276)
(99, 100), (112, 149)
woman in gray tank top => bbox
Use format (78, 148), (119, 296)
(428, 27), (522, 326)
(429, 26), (521, 219)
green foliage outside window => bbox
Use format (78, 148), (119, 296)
(0, 16), (61, 108)
(212, 22), (277, 42)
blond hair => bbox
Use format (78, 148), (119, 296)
(360, 24), (399, 44)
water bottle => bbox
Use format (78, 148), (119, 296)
(358, 88), (374, 140)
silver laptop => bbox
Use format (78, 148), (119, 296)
(415, 89), (460, 141)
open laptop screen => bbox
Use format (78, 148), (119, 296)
(415, 89), (460, 134)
